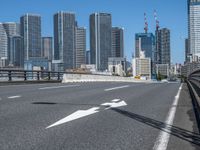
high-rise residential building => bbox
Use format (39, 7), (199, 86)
(3, 22), (21, 66)
(135, 33), (155, 59)
(111, 27), (124, 58)
(0, 23), (8, 67)
(42, 37), (53, 61)
(54, 12), (76, 70)
(90, 13), (112, 71)
(3, 23), (20, 37)
(20, 14), (42, 60)
(75, 27), (86, 68)
(188, 0), (200, 59)
(157, 28), (171, 66)
(9, 36), (24, 67)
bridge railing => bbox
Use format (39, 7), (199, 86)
(0, 69), (65, 81)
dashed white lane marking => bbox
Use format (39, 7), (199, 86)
(104, 85), (130, 91)
(153, 83), (183, 150)
(112, 99), (120, 102)
(8, 95), (21, 99)
(39, 85), (80, 90)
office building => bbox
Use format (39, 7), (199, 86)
(188, 0), (200, 58)
(112, 27), (124, 57)
(42, 37), (53, 61)
(86, 50), (90, 64)
(185, 38), (191, 63)
(132, 51), (151, 80)
(0, 23), (8, 67)
(135, 33), (155, 59)
(108, 57), (126, 76)
(20, 14), (42, 60)
(156, 64), (169, 77)
(75, 27), (86, 68)
(9, 36), (24, 67)
(90, 13), (112, 71)
(54, 12), (76, 70)
(157, 28), (171, 66)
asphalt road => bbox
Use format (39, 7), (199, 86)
(0, 82), (199, 150)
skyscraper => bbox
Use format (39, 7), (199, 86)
(20, 14), (42, 60)
(54, 12), (76, 70)
(0, 23), (8, 67)
(135, 33), (155, 59)
(9, 36), (24, 67)
(75, 27), (86, 68)
(111, 27), (124, 58)
(90, 13), (112, 71)
(3, 22), (20, 37)
(157, 28), (171, 66)
(3, 22), (21, 65)
(42, 37), (53, 61)
(188, 0), (200, 58)
(185, 38), (190, 63)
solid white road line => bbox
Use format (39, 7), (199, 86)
(8, 95), (21, 99)
(104, 85), (130, 91)
(153, 83), (183, 150)
(39, 85), (80, 90)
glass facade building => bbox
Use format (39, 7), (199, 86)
(20, 14), (42, 60)
(9, 36), (24, 67)
(135, 33), (155, 59)
(90, 13), (112, 71)
(188, 0), (200, 58)
(111, 27), (124, 58)
(54, 12), (76, 70)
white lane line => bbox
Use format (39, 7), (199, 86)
(8, 95), (21, 99)
(104, 85), (130, 91)
(39, 85), (80, 90)
(112, 99), (120, 102)
(153, 83), (183, 150)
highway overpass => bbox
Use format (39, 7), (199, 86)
(0, 82), (199, 150)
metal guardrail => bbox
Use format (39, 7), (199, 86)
(0, 69), (65, 81)
(187, 69), (200, 132)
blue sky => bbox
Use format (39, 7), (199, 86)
(0, 0), (187, 64)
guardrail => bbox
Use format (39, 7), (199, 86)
(188, 69), (200, 131)
(0, 69), (65, 81)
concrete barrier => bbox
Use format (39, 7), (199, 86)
(62, 74), (152, 83)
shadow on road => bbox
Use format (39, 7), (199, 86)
(112, 108), (200, 147)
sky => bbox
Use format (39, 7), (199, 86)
(0, 0), (188, 64)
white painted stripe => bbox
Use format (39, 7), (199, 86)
(104, 85), (130, 91)
(112, 99), (120, 102)
(39, 85), (80, 90)
(46, 107), (100, 129)
(8, 95), (21, 99)
(153, 83), (183, 150)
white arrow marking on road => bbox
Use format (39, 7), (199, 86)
(101, 100), (127, 109)
(46, 99), (127, 129)
(46, 107), (99, 129)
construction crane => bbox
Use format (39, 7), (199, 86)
(154, 10), (160, 31)
(144, 13), (148, 33)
